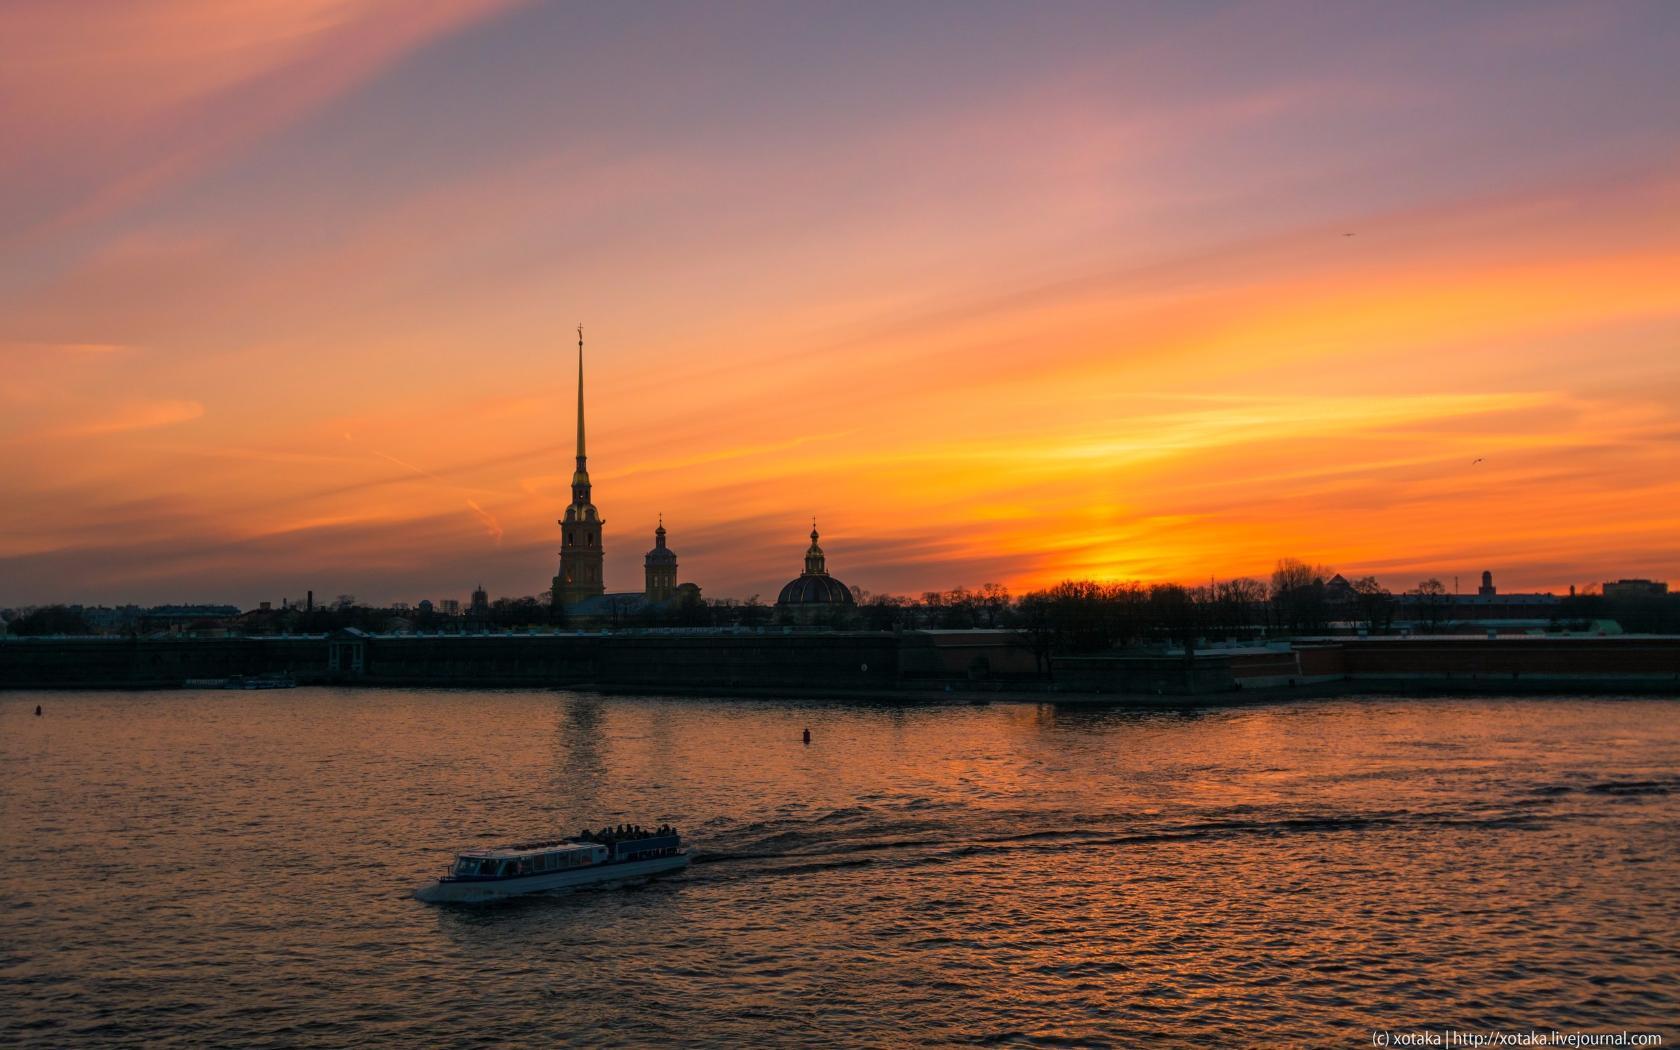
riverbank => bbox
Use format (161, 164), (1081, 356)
(3, 630), (1676, 699)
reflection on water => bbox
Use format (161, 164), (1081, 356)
(2, 690), (1677, 1047)
(557, 695), (608, 821)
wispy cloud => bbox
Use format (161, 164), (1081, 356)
(53, 400), (205, 438)
(0, 340), (134, 356)
(465, 499), (505, 544)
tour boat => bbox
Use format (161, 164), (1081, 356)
(413, 826), (688, 903)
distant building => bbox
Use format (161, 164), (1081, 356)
(470, 584), (490, 616)
(1603, 579), (1669, 599)
(775, 523), (856, 625)
(138, 604), (241, 634)
(554, 326), (605, 607)
(644, 517), (678, 603)
(417, 599), (434, 615)
(1394, 569), (1559, 628)
(438, 599), (460, 616)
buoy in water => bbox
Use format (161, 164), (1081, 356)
(802, 728), (811, 745)
(35, 705), (42, 716)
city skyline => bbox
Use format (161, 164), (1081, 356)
(3, 2), (1679, 607)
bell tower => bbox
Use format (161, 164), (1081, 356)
(554, 325), (605, 607)
(644, 515), (678, 603)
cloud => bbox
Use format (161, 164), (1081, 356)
(0, 340), (133, 356)
(466, 499), (504, 544)
(0, 0), (527, 242)
(53, 400), (205, 438)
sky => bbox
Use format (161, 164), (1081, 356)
(2, 0), (1678, 607)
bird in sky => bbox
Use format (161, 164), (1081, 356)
(1472, 457), (1485, 465)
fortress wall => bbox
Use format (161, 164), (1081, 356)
(594, 633), (901, 690)
(1336, 637), (1680, 679)
(5, 632), (1678, 694)
(0, 636), (326, 688)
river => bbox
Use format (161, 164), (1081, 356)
(2, 690), (1677, 1047)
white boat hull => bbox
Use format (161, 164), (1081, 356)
(414, 852), (690, 903)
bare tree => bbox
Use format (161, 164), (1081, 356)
(1408, 578), (1451, 632)
(1271, 558), (1332, 634)
(977, 582), (1011, 627)
(1351, 576), (1395, 634)
(739, 594), (768, 628)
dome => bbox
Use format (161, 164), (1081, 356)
(776, 573), (856, 606)
(774, 522), (855, 609)
(645, 519), (677, 565)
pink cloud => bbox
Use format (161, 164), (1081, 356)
(55, 399), (205, 438)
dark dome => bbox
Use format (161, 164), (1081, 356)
(645, 547), (677, 565)
(776, 574), (856, 606)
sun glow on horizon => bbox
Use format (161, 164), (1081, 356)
(2, 2), (1677, 606)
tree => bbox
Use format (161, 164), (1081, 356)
(1209, 578), (1267, 639)
(1350, 576), (1395, 634)
(1016, 591), (1058, 677)
(739, 594), (768, 628)
(1409, 578), (1451, 632)
(939, 587), (978, 629)
(1271, 558), (1332, 634)
(977, 583), (1011, 627)
(6, 605), (91, 636)
(863, 593), (905, 631)
(489, 596), (548, 628)
(1148, 584), (1206, 674)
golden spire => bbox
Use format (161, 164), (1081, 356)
(575, 323), (586, 463)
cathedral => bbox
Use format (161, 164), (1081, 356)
(552, 325), (605, 607)
(551, 328), (699, 616)
(550, 327), (855, 624)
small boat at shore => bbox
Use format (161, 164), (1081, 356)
(414, 825), (688, 904)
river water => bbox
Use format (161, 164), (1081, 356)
(2, 690), (1677, 1047)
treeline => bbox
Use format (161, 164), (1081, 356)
(9, 560), (1676, 641)
(1007, 559), (1387, 657)
(3, 606), (96, 636)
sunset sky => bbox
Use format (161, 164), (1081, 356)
(3, 1), (1678, 607)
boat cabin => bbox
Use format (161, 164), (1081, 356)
(449, 841), (607, 880)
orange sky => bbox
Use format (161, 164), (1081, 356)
(2, 2), (1678, 606)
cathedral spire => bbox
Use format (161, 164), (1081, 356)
(575, 323), (586, 466)
(555, 322), (604, 607)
